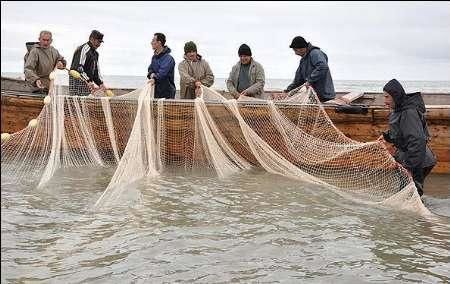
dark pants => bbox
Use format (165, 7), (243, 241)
(415, 165), (435, 196)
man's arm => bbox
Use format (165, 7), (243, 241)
(154, 56), (175, 80)
(244, 64), (265, 96)
(55, 48), (66, 69)
(226, 65), (239, 98)
(92, 57), (103, 86)
(285, 65), (305, 93)
(178, 61), (196, 88)
(200, 61), (214, 87)
(307, 50), (329, 83)
(24, 49), (40, 85)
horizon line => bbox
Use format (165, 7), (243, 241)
(1, 71), (449, 83)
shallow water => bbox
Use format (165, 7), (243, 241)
(1, 167), (449, 283)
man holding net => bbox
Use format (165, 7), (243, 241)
(380, 79), (437, 197)
(147, 33), (176, 99)
(275, 36), (335, 102)
(226, 44), (266, 99)
(69, 30), (107, 96)
(24, 30), (66, 93)
(178, 41), (215, 99)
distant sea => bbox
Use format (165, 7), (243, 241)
(2, 72), (450, 93)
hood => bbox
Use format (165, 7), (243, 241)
(155, 46), (171, 58)
(26, 42), (39, 51)
(305, 43), (320, 56)
(383, 79), (425, 112)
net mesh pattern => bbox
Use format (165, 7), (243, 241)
(1, 70), (429, 214)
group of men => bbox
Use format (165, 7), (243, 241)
(24, 30), (106, 96)
(24, 30), (336, 101)
(23, 30), (435, 197)
(145, 33), (336, 102)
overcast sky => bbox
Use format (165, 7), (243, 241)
(2, 1), (450, 80)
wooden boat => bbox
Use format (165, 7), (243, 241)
(2, 76), (449, 173)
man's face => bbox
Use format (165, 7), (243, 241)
(91, 38), (102, 49)
(186, 51), (197, 61)
(294, 48), (307, 57)
(239, 55), (251, 65)
(151, 36), (161, 50)
(384, 91), (394, 109)
(39, 34), (52, 48)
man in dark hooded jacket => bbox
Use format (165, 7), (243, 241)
(281, 36), (335, 102)
(381, 79), (436, 196)
(147, 33), (176, 99)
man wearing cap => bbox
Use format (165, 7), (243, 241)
(69, 30), (107, 96)
(226, 44), (265, 99)
(178, 41), (214, 99)
(147, 32), (176, 99)
(280, 36), (335, 102)
(24, 30), (66, 93)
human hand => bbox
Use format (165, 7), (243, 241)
(240, 90), (248, 97)
(304, 81), (311, 88)
(99, 83), (107, 91)
(36, 79), (44, 89)
(148, 79), (155, 85)
(195, 81), (202, 88)
(56, 61), (64, 69)
(195, 87), (202, 97)
(87, 82), (96, 92)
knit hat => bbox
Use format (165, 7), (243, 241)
(289, 36), (308, 48)
(184, 41), (197, 54)
(238, 44), (252, 56)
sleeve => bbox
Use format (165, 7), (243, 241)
(55, 49), (66, 67)
(400, 109), (427, 169)
(76, 44), (91, 74)
(24, 49), (40, 84)
(382, 130), (394, 143)
(285, 64), (305, 92)
(226, 65), (238, 98)
(245, 64), (265, 96)
(307, 50), (329, 83)
(147, 61), (154, 79)
(200, 61), (214, 87)
(178, 61), (196, 87)
(154, 56), (175, 81)
(93, 59), (103, 86)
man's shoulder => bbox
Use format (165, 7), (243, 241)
(178, 59), (189, 66)
(162, 53), (175, 62)
(49, 46), (62, 54)
(309, 48), (326, 57)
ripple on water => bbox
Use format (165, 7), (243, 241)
(1, 168), (449, 283)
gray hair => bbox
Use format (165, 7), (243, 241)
(39, 30), (52, 39)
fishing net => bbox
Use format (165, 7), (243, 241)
(1, 70), (429, 214)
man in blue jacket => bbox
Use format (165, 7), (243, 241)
(281, 36), (335, 102)
(147, 33), (176, 99)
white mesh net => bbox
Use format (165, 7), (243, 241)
(1, 70), (430, 215)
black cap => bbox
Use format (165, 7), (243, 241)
(90, 30), (104, 42)
(238, 44), (252, 56)
(289, 36), (308, 48)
